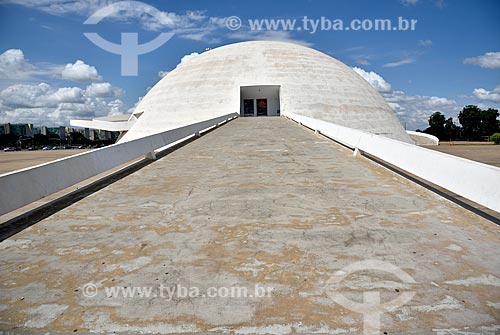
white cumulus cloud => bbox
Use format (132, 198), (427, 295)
(0, 82), (126, 125)
(0, 48), (128, 125)
(44, 87), (86, 106)
(0, 83), (54, 108)
(157, 52), (201, 76)
(85, 82), (123, 98)
(177, 52), (200, 67)
(352, 67), (392, 93)
(464, 52), (500, 69)
(0, 49), (105, 84)
(472, 84), (500, 103)
(61, 60), (102, 82)
(353, 66), (459, 130)
(384, 90), (458, 129)
(0, 49), (37, 80)
(107, 99), (125, 116)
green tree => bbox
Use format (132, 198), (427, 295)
(490, 133), (500, 144)
(424, 112), (446, 139)
(458, 105), (482, 140)
(443, 117), (459, 140)
(480, 108), (499, 138)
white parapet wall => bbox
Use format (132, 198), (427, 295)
(283, 111), (500, 214)
(0, 113), (238, 216)
(406, 130), (439, 146)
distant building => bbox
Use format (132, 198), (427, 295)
(2, 123), (34, 137)
(2, 123), (118, 142)
(85, 128), (117, 141)
(45, 126), (66, 140)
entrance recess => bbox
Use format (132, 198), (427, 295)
(240, 85), (280, 117)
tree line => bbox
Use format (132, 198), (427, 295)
(418, 105), (500, 143)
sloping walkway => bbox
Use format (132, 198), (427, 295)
(1, 117), (499, 334)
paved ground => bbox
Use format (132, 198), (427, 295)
(0, 149), (89, 174)
(0, 118), (499, 334)
(425, 143), (500, 168)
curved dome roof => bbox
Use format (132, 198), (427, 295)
(120, 41), (411, 143)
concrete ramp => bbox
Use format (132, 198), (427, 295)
(0, 117), (499, 334)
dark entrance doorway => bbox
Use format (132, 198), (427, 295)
(243, 99), (254, 117)
(257, 99), (268, 116)
(240, 85), (280, 117)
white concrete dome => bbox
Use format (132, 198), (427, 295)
(120, 41), (411, 143)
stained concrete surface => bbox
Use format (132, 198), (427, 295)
(0, 117), (499, 334)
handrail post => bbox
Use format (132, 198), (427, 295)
(145, 151), (157, 160)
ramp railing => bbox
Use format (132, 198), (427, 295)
(283, 111), (500, 214)
(0, 113), (238, 216)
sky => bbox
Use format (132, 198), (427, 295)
(0, 0), (499, 130)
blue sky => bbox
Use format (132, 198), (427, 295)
(0, 0), (499, 130)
